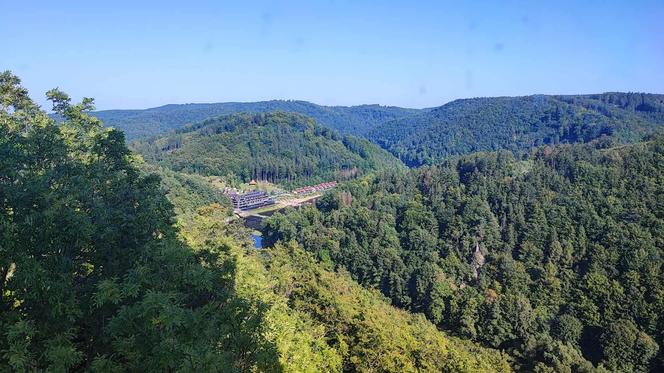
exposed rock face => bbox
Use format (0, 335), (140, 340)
(472, 243), (486, 279)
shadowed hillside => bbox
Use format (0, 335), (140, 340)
(368, 93), (664, 166)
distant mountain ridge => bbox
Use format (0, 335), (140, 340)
(84, 92), (664, 167)
(367, 92), (664, 166)
(83, 100), (421, 140)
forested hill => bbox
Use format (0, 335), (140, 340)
(262, 137), (664, 372)
(367, 92), (664, 166)
(131, 111), (404, 185)
(1, 71), (510, 372)
(79, 93), (664, 165)
(81, 100), (420, 140)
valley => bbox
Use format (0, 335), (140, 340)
(5, 2), (662, 371)
(2, 72), (663, 372)
(122, 90), (664, 371)
(129, 93), (664, 372)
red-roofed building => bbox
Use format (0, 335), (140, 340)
(292, 181), (337, 195)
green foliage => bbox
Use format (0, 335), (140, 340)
(132, 111), (404, 186)
(0, 72), (325, 371)
(133, 162), (250, 243)
(600, 320), (659, 373)
(262, 138), (664, 371)
(264, 242), (511, 372)
(368, 94), (664, 166)
(552, 314), (583, 346)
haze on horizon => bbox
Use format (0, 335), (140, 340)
(2, 0), (663, 111)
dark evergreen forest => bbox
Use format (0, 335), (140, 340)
(263, 137), (664, 372)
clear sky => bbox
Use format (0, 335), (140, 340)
(2, 0), (663, 110)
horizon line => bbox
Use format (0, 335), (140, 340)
(68, 90), (663, 113)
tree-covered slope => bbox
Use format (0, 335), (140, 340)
(132, 111), (405, 186)
(262, 241), (511, 372)
(262, 137), (664, 372)
(83, 100), (420, 140)
(368, 93), (664, 166)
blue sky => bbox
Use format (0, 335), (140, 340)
(2, 0), (663, 110)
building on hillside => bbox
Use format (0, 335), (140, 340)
(249, 179), (257, 185)
(292, 181), (338, 195)
(226, 190), (274, 210)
